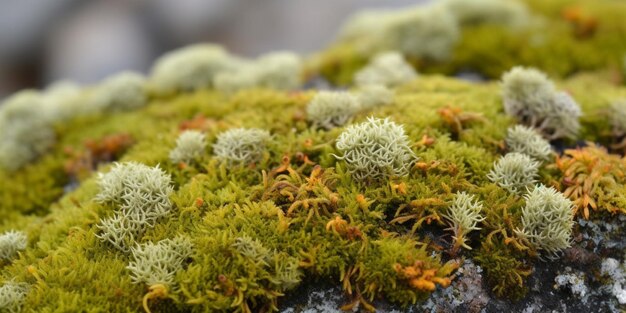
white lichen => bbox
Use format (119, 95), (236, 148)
(354, 51), (417, 88)
(356, 84), (394, 110)
(0, 281), (28, 313)
(214, 51), (302, 94)
(127, 237), (193, 287)
(213, 128), (271, 165)
(0, 91), (55, 172)
(501, 66), (581, 140)
(601, 257), (626, 304)
(335, 117), (417, 181)
(95, 162), (173, 251)
(442, 192), (486, 250)
(515, 185), (575, 259)
(306, 91), (360, 130)
(505, 125), (553, 162)
(150, 44), (240, 93)
(487, 152), (539, 194)
(554, 267), (588, 300)
(89, 71), (147, 112)
(0, 231), (27, 261)
(169, 130), (207, 164)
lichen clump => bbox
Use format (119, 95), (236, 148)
(501, 66), (581, 140)
(515, 185), (575, 259)
(95, 162), (173, 251)
(213, 128), (271, 165)
(335, 117), (416, 181)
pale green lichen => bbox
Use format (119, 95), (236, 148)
(214, 51), (302, 93)
(150, 44), (240, 93)
(441, 0), (530, 28)
(442, 192), (485, 250)
(0, 91), (55, 172)
(127, 237), (193, 287)
(515, 185), (575, 259)
(306, 91), (360, 130)
(354, 51), (417, 87)
(505, 125), (553, 162)
(169, 130), (207, 164)
(0, 281), (28, 313)
(0, 231), (27, 261)
(89, 71), (147, 112)
(385, 5), (460, 61)
(609, 100), (626, 138)
(356, 84), (394, 109)
(335, 116), (416, 181)
(487, 152), (539, 194)
(95, 162), (173, 251)
(501, 66), (581, 140)
(213, 128), (271, 165)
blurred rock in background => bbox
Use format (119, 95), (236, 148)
(0, 0), (423, 98)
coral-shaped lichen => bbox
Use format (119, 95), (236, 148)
(150, 44), (239, 93)
(0, 281), (28, 313)
(505, 125), (553, 162)
(214, 51), (302, 93)
(169, 130), (207, 165)
(501, 66), (581, 140)
(356, 84), (394, 109)
(551, 144), (626, 218)
(354, 51), (417, 87)
(127, 237), (193, 287)
(127, 237), (193, 313)
(253, 51), (302, 90)
(487, 152), (539, 194)
(335, 117), (416, 181)
(442, 192), (485, 253)
(0, 91), (55, 172)
(385, 5), (460, 61)
(306, 91), (360, 130)
(213, 128), (271, 165)
(89, 71), (147, 112)
(95, 162), (173, 251)
(0, 231), (27, 261)
(515, 185), (574, 259)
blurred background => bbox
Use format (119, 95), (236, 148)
(0, 0), (423, 99)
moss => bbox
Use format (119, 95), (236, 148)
(0, 73), (624, 312)
(310, 0), (626, 83)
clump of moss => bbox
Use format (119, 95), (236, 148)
(550, 144), (626, 219)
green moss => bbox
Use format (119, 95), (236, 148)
(0, 73), (624, 312)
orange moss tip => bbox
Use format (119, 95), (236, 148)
(393, 260), (454, 292)
(390, 182), (407, 195)
(143, 284), (169, 313)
